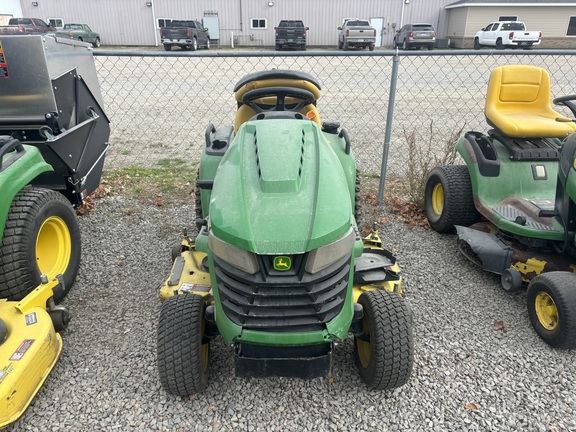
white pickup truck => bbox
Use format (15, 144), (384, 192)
(474, 21), (541, 49)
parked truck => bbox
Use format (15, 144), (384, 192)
(56, 23), (101, 48)
(274, 20), (308, 51)
(160, 20), (210, 51)
(474, 21), (541, 49)
(0, 18), (56, 35)
(338, 18), (376, 51)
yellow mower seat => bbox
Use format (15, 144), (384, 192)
(233, 71), (322, 133)
(485, 65), (576, 138)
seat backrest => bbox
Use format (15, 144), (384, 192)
(485, 65), (576, 138)
(233, 70), (322, 132)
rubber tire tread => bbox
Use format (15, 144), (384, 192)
(355, 172), (362, 228)
(157, 294), (209, 396)
(195, 168), (204, 231)
(424, 165), (480, 233)
(526, 272), (576, 349)
(0, 187), (80, 302)
(354, 290), (414, 390)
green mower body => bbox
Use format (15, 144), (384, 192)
(158, 70), (413, 394)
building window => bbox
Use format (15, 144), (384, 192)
(568, 16), (576, 36)
(158, 18), (172, 28)
(498, 16), (517, 22)
(48, 18), (63, 28)
(251, 18), (267, 29)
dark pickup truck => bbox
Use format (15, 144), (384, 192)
(274, 20), (308, 51)
(0, 18), (56, 35)
(160, 20), (210, 51)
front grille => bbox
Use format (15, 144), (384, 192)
(214, 253), (351, 332)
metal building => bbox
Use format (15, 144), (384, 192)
(446, 0), (576, 48)
(3, 0), (575, 48)
(9, 0), (458, 47)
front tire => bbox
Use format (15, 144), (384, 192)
(0, 187), (80, 302)
(474, 38), (481, 50)
(205, 39), (210, 50)
(527, 272), (576, 349)
(157, 294), (210, 395)
(92, 37), (101, 48)
(424, 165), (481, 233)
(354, 290), (414, 390)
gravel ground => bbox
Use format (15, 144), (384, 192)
(5, 194), (575, 432)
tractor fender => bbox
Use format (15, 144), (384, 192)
(0, 143), (53, 242)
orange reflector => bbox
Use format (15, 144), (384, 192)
(306, 111), (317, 120)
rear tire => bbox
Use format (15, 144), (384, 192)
(402, 39), (409, 50)
(354, 290), (414, 390)
(424, 165), (481, 233)
(163, 44), (172, 51)
(0, 187), (80, 302)
(191, 38), (198, 51)
(527, 272), (576, 349)
(157, 294), (210, 395)
(496, 39), (504, 50)
(369, 45), (375, 51)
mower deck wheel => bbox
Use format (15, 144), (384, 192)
(157, 293), (210, 395)
(354, 290), (413, 390)
(424, 165), (480, 233)
(527, 272), (576, 349)
(501, 268), (523, 293)
(0, 187), (80, 302)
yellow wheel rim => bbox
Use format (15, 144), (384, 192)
(431, 183), (445, 216)
(535, 292), (558, 331)
(36, 216), (71, 279)
(356, 315), (371, 368)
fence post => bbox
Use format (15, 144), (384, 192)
(378, 53), (400, 204)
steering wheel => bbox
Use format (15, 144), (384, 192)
(553, 94), (576, 118)
(242, 86), (316, 114)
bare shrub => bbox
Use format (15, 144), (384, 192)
(398, 121), (464, 209)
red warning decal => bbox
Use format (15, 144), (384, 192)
(0, 40), (9, 78)
(10, 339), (35, 361)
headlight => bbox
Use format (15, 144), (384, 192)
(305, 228), (354, 274)
(208, 232), (259, 274)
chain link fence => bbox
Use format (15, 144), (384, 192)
(94, 50), (576, 181)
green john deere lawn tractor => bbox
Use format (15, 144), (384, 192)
(424, 64), (576, 348)
(157, 70), (414, 394)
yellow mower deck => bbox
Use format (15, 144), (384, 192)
(0, 279), (63, 429)
(159, 232), (402, 303)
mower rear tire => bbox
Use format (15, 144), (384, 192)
(354, 290), (414, 389)
(424, 165), (480, 233)
(0, 187), (80, 302)
(157, 293), (210, 395)
(527, 272), (576, 349)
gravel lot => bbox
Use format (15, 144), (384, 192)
(6, 194), (575, 432)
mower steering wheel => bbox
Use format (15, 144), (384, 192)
(553, 94), (576, 117)
(242, 87), (316, 114)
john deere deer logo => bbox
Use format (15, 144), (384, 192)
(273, 256), (291, 271)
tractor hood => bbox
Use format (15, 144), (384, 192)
(209, 119), (352, 255)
